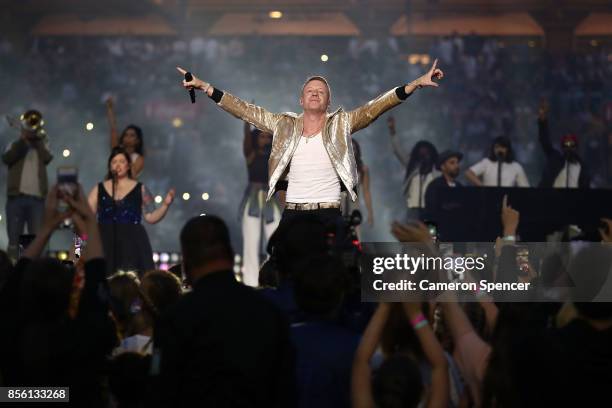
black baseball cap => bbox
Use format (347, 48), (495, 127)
(436, 150), (463, 169)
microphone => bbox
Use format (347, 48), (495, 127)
(184, 72), (196, 104)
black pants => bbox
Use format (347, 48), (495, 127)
(280, 208), (341, 226)
(277, 208), (347, 245)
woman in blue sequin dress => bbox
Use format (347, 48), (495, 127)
(88, 147), (175, 275)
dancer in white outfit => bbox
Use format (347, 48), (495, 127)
(240, 121), (280, 287)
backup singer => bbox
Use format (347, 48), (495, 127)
(106, 97), (145, 178)
(88, 147), (174, 275)
(240, 121), (281, 287)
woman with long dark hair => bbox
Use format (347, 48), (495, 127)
(465, 136), (530, 187)
(88, 147), (175, 275)
(388, 116), (439, 220)
(106, 97), (145, 177)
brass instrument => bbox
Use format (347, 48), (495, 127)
(5, 109), (47, 140)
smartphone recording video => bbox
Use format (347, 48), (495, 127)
(57, 166), (78, 228)
(57, 166), (78, 200)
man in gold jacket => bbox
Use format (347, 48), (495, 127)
(176, 62), (443, 230)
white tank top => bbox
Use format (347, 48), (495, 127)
(286, 131), (341, 203)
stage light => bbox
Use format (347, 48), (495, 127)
(233, 265), (241, 275)
(170, 253), (180, 263)
(62, 149), (71, 158)
(269, 11), (283, 19)
(159, 263), (169, 271)
(320, 54), (329, 62)
(154, 195), (162, 204)
(86, 122), (94, 131)
(234, 254), (242, 263)
(182, 192), (190, 201)
(160, 252), (170, 263)
(201, 192), (209, 201)
(172, 117), (183, 128)
(408, 54), (420, 65)
(421, 55), (431, 65)
(0, 215), (2, 221)
(152, 252), (160, 263)
(199, 213), (206, 216)
(58, 251), (68, 261)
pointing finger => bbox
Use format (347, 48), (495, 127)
(430, 58), (438, 73)
(176, 66), (187, 75)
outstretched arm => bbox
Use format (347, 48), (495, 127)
(538, 100), (554, 156)
(143, 187), (175, 224)
(22, 185), (71, 259)
(349, 60), (444, 133)
(177, 67), (281, 134)
(403, 303), (449, 408)
(106, 97), (120, 149)
(352, 303), (390, 408)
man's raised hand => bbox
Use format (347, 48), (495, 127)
(501, 194), (519, 236)
(416, 59), (444, 88)
(176, 67), (210, 93)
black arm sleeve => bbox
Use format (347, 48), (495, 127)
(209, 88), (224, 104)
(395, 86), (410, 101)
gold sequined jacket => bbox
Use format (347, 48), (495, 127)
(216, 88), (405, 202)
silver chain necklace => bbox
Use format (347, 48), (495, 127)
(303, 129), (321, 143)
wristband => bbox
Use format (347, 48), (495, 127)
(410, 313), (427, 329)
(502, 235), (516, 242)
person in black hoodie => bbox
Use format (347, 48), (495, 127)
(537, 101), (590, 188)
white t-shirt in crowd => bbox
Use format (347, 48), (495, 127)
(469, 158), (530, 187)
(286, 131), (341, 203)
(553, 161), (581, 188)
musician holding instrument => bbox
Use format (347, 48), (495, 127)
(2, 110), (53, 258)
